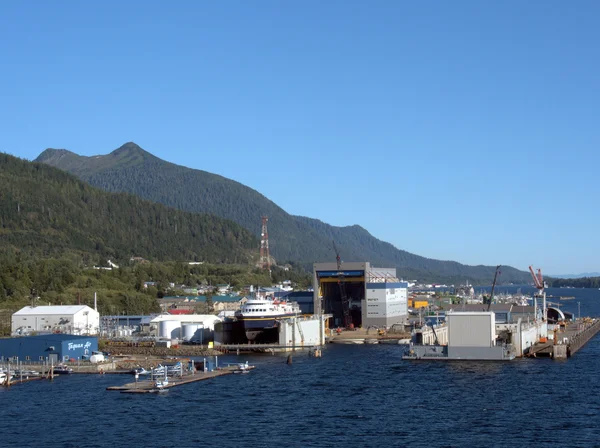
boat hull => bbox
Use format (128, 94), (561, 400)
(238, 313), (298, 342)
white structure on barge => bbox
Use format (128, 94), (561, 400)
(404, 311), (517, 361)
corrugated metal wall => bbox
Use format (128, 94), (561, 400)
(448, 313), (494, 347)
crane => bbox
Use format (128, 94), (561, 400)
(529, 265), (547, 321)
(528, 266), (545, 293)
(487, 265), (502, 311)
(333, 240), (352, 329)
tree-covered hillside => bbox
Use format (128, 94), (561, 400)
(0, 153), (257, 264)
(36, 143), (532, 284)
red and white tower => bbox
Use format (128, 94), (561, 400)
(259, 216), (271, 271)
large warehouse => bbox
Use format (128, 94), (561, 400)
(313, 262), (408, 328)
(12, 305), (100, 336)
(0, 334), (98, 363)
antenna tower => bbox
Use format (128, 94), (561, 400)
(259, 216), (271, 271)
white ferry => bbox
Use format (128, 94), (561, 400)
(236, 295), (301, 341)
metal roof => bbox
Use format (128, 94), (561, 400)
(443, 304), (514, 313)
(3, 334), (96, 342)
(511, 306), (536, 314)
(13, 305), (96, 316)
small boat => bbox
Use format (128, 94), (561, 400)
(130, 367), (149, 375)
(364, 339), (379, 344)
(13, 369), (40, 378)
(233, 361), (252, 374)
(53, 365), (73, 375)
(148, 388), (169, 394)
(0, 371), (13, 385)
(330, 338), (365, 344)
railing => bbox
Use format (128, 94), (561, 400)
(568, 319), (600, 355)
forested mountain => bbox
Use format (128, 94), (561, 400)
(36, 143), (531, 284)
(0, 153), (257, 264)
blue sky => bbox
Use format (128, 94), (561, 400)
(1, 1), (598, 275)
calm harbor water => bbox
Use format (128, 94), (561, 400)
(1, 287), (600, 447)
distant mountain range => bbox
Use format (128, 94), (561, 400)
(549, 273), (600, 279)
(35, 142), (532, 284)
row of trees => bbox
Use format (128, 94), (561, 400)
(550, 277), (600, 289)
(0, 152), (258, 264)
(0, 250), (312, 320)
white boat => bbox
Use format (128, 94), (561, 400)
(331, 338), (365, 344)
(154, 377), (169, 389)
(235, 294), (301, 342)
(0, 370), (15, 384)
(151, 362), (182, 376)
(233, 361), (252, 374)
(13, 369), (40, 378)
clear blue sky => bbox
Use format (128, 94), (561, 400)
(1, 1), (599, 275)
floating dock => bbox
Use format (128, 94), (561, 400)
(106, 365), (254, 393)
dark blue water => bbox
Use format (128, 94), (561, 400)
(2, 287), (600, 447)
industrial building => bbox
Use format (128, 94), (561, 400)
(12, 305), (100, 336)
(313, 262), (408, 328)
(0, 334), (98, 363)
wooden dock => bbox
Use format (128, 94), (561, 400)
(106, 365), (253, 393)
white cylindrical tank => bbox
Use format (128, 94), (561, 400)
(90, 353), (105, 364)
(159, 320), (181, 339)
(182, 323), (203, 341)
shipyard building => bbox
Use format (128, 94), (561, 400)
(313, 262), (408, 328)
(0, 334), (98, 363)
(12, 305), (100, 336)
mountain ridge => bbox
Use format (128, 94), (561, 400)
(35, 143), (532, 284)
(1, 152), (257, 264)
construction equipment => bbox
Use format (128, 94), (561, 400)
(333, 240), (352, 329)
(529, 265), (545, 293)
(428, 320), (440, 346)
(486, 265), (502, 311)
(529, 265), (547, 321)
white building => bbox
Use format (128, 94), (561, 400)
(364, 280), (409, 327)
(12, 305), (100, 336)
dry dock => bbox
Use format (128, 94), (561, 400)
(106, 365), (252, 393)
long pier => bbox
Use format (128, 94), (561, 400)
(527, 318), (600, 359)
(567, 319), (600, 356)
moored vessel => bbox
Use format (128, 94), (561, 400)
(235, 295), (301, 342)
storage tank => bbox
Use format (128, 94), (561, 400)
(159, 320), (181, 339)
(89, 353), (105, 364)
(182, 323), (203, 342)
